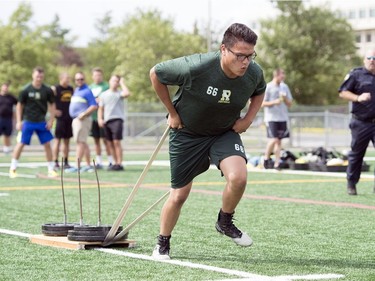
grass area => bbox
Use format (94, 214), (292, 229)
(0, 151), (375, 281)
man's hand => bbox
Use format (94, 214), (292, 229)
(167, 113), (184, 129)
(46, 120), (54, 130)
(78, 112), (86, 120)
(55, 109), (62, 117)
(358, 92), (371, 102)
(16, 121), (22, 131)
(232, 118), (252, 134)
(98, 119), (105, 128)
(273, 98), (282, 105)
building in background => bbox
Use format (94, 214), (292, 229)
(339, 5), (375, 56)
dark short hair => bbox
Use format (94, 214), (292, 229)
(222, 23), (258, 48)
(33, 66), (44, 74)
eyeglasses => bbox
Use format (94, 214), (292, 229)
(227, 48), (257, 61)
(366, 56), (375, 61)
(75, 78), (84, 81)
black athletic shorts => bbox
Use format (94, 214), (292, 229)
(54, 118), (73, 139)
(266, 121), (289, 139)
(104, 119), (123, 141)
(0, 117), (13, 136)
(169, 128), (247, 188)
(91, 120), (106, 138)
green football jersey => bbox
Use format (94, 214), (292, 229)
(155, 51), (266, 136)
(18, 83), (55, 122)
(89, 82), (109, 121)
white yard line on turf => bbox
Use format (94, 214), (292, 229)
(0, 172), (37, 178)
(0, 193), (9, 196)
(0, 228), (31, 238)
(0, 228), (344, 281)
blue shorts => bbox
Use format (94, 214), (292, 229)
(19, 121), (54, 145)
(0, 117), (13, 136)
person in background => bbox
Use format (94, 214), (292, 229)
(9, 67), (57, 178)
(98, 75), (130, 171)
(89, 67), (113, 169)
(0, 81), (17, 155)
(51, 72), (73, 169)
(262, 68), (293, 170)
(67, 72), (98, 173)
(339, 49), (375, 195)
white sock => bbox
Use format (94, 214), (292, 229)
(10, 159), (18, 171)
(48, 162), (55, 171)
(96, 155), (102, 165)
(108, 155), (114, 165)
(3, 146), (11, 153)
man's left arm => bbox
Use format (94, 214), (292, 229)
(232, 93), (265, 134)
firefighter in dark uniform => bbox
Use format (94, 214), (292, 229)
(339, 49), (375, 195)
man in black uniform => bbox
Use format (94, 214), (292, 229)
(0, 81), (17, 154)
(51, 72), (73, 169)
(150, 23), (266, 260)
(339, 49), (375, 195)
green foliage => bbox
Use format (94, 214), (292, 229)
(107, 9), (206, 102)
(258, 0), (361, 105)
(0, 3), (74, 93)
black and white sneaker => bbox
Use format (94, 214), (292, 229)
(215, 209), (253, 247)
(152, 235), (171, 260)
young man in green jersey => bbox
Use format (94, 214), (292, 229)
(150, 23), (266, 260)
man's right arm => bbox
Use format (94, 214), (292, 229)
(149, 66), (182, 129)
(15, 102), (23, 131)
(339, 90), (371, 103)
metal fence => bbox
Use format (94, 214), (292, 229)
(123, 109), (352, 150)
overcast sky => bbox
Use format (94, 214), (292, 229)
(0, 0), (373, 47)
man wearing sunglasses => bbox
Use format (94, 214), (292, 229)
(150, 23), (266, 260)
(67, 72), (98, 173)
(339, 50), (375, 195)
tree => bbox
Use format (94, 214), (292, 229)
(108, 9), (207, 103)
(82, 11), (118, 81)
(258, 0), (361, 105)
(0, 3), (79, 92)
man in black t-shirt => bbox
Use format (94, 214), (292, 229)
(51, 73), (73, 169)
(0, 82), (17, 154)
(9, 67), (57, 178)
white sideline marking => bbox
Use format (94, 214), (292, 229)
(0, 228), (31, 238)
(0, 228), (344, 281)
(0, 172), (37, 178)
(0, 193), (9, 197)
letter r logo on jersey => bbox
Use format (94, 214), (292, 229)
(219, 90), (231, 104)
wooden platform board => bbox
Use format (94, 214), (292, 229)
(29, 234), (136, 250)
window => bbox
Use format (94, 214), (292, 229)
(370, 8), (375, 17)
(366, 34), (372, 43)
(359, 9), (366, 18)
(348, 10), (356, 19)
(356, 34), (361, 43)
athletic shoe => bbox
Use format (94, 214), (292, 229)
(95, 163), (103, 170)
(54, 162), (60, 170)
(111, 164), (124, 171)
(107, 163), (113, 170)
(65, 167), (78, 173)
(347, 185), (357, 195)
(215, 209), (253, 247)
(263, 159), (272, 169)
(63, 163), (72, 169)
(152, 235), (171, 260)
(48, 170), (58, 178)
(9, 169), (17, 179)
(80, 166), (94, 173)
